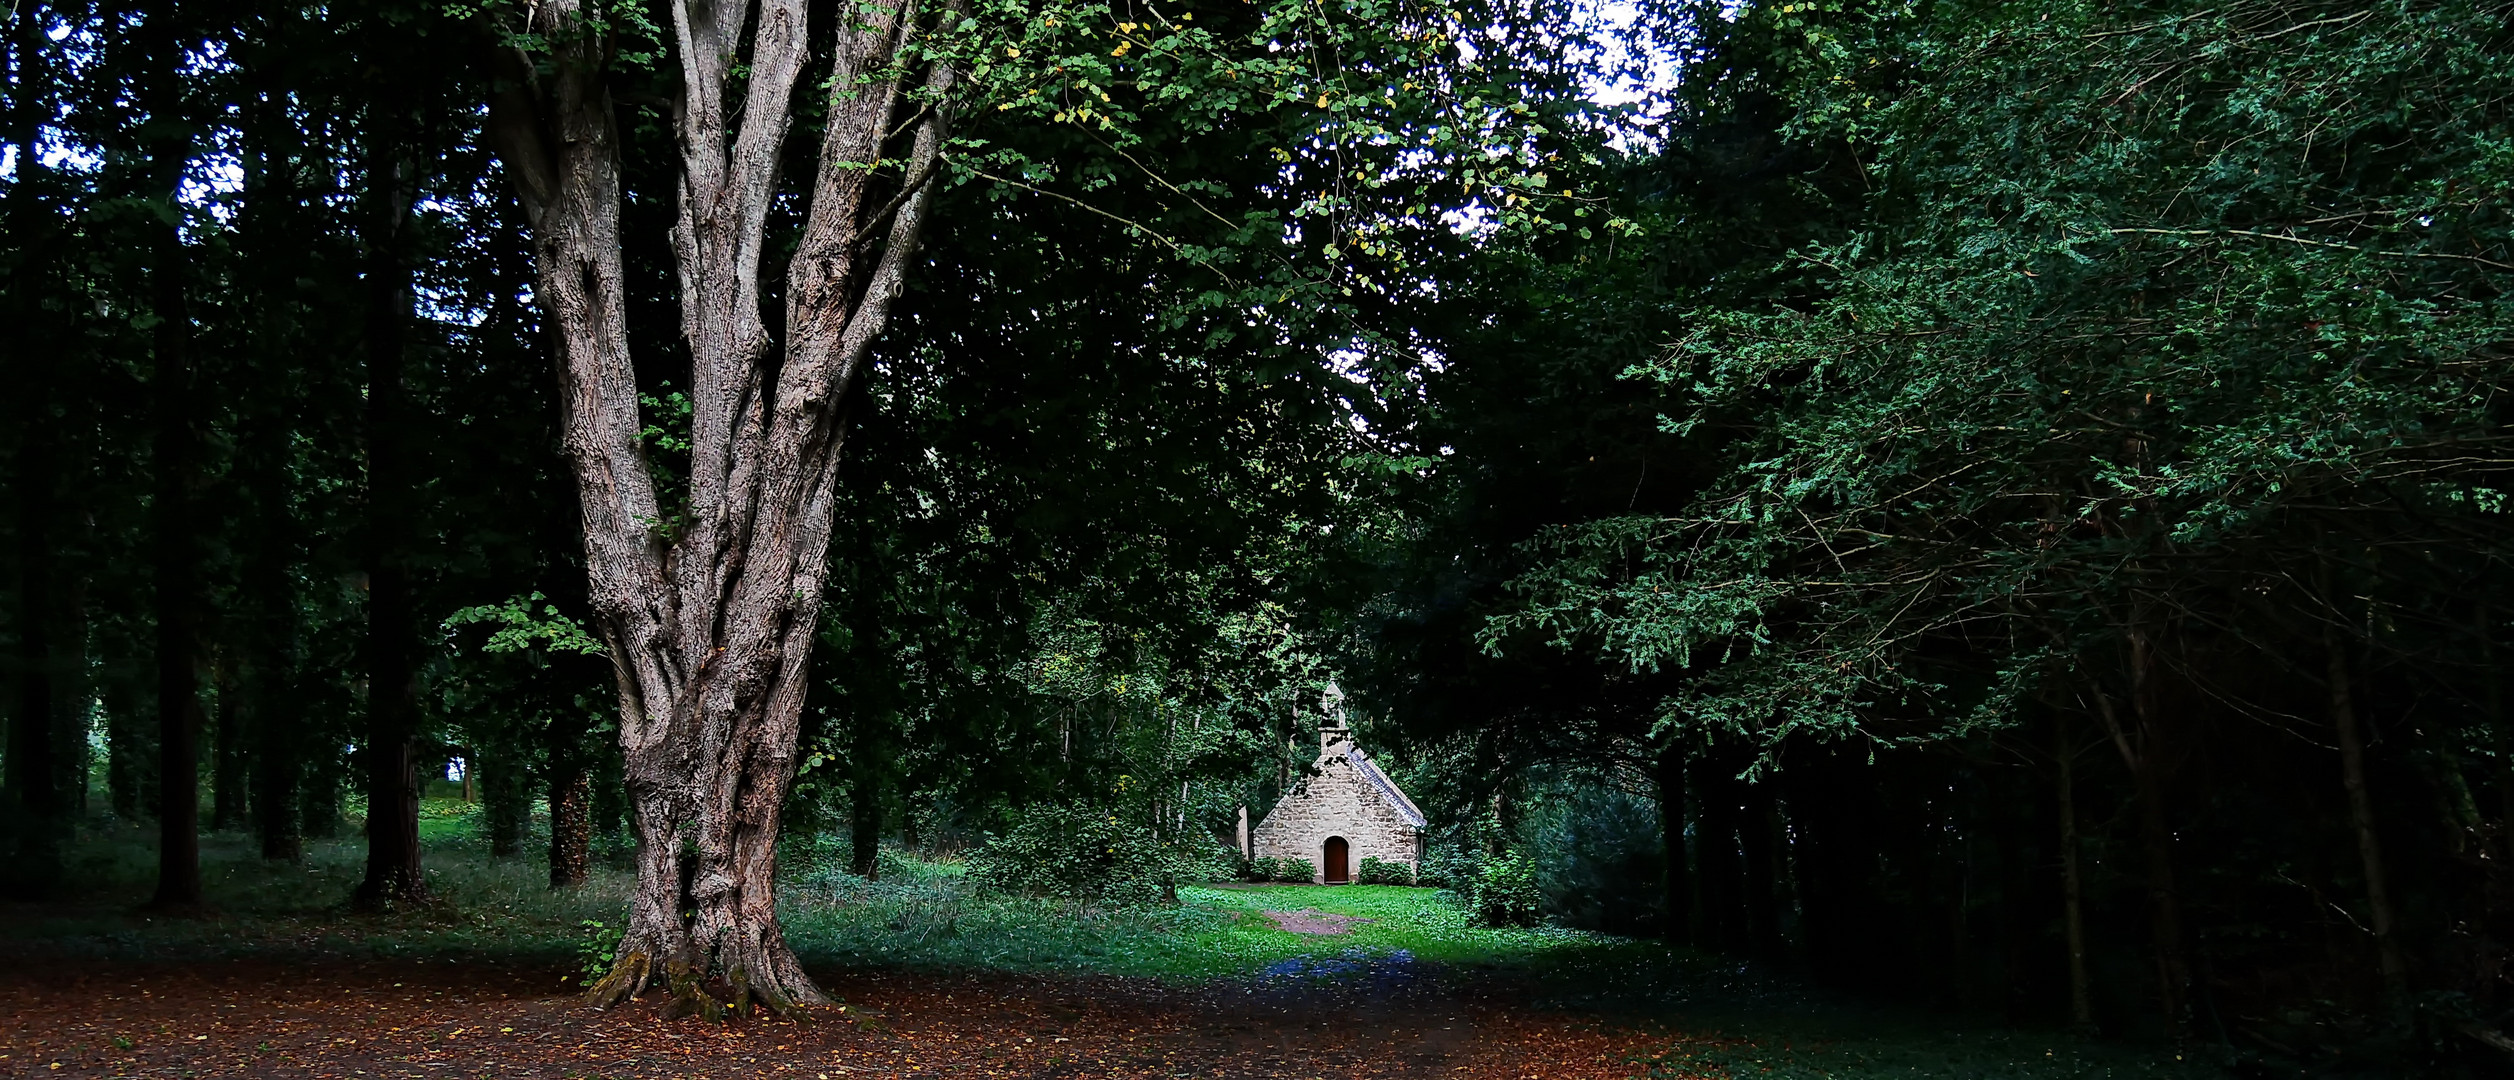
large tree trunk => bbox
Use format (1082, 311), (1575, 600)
(3, 0), (66, 901)
(6, 306), (63, 900)
(354, 134), (428, 910)
(486, 0), (967, 1015)
(145, 104), (204, 912)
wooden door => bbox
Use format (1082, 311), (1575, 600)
(1324, 837), (1349, 883)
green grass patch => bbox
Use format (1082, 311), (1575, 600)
(776, 877), (1610, 980)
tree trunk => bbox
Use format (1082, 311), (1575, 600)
(486, 0), (967, 1015)
(146, 114), (204, 913)
(6, 345), (63, 900)
(252, 698), (303, 863)
(550, 762), (592, 888)
(4, 0), (66, 898)
(1692, 751), (1744, 952)
(2057, 713), (2094, 1031)
(1654, 741), (1691, 945)
(2092, 633), (2193, 1043)
(354, 125), (427, 910)
(241, 446), (304, 861)
(2326, 610), (2410, 1015)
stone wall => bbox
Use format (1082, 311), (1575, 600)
(1251, 734), (1421, 883)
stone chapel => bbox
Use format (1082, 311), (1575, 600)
(1244, 710), (1427, 884)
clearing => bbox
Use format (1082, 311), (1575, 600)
(0, 826), (2214, 1079)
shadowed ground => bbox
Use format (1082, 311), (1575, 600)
(0, 956), (1700, 1079)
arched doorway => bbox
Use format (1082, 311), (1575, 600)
(1323, 837), (1350, 884)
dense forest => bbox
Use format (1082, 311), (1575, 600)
(6, 0), (2514, 1071)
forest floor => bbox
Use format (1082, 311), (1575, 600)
(0, 812), (2219, 1079)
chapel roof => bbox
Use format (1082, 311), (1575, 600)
(1342, 746), (1427, 828)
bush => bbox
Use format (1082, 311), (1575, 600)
(1417, 841), (1481, 890)
(1355, 856), (1415, 885)
(1251, 856), (1313, 883)
(966, 803), (1185, 908)
(1472, 848), (1540, 927)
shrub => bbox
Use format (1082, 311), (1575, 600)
(966, 802), (1185, 908)
(1263, 857), (1314, 883)
(1355, 856), (1415, 885)
(1472, 848), (1540, 927)
(1417, 841), (1481, 890)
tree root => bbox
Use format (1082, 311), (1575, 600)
(585, 945), (825, 1019)
(581, 948), (654, 1010)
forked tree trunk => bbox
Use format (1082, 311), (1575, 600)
(485, 0), (966, 1015)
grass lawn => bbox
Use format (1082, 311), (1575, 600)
(779, 876), (1619, 981)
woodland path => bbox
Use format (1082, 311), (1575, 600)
(0, 955), (1706, 1079)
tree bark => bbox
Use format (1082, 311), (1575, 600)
(550, 763), (592, 888)
(486, 0), (968, 1015)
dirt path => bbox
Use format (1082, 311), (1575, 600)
(0, 956), (1706, 1079)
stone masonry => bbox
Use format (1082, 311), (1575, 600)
(1249, 722), (1426, 883)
